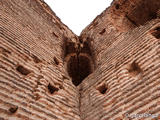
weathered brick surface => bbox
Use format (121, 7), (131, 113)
(80, 0), (160, 119)
(80, 20), (160, 120)
(0, 0), (160, 120)
(0, 0), (80, 120)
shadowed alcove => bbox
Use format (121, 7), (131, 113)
(63, 36), (95, 86)
(67, 54), (93, 86)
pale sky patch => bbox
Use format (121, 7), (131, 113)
(44, 0), (112, 35)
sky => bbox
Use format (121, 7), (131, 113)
(44, 0), (113, 35)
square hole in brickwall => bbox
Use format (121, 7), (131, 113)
(96, 83), (108, 94)
(151, 27), (160, 39)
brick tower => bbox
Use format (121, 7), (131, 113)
(0, 0), (160, 120)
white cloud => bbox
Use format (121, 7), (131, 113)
(44, 0), (112, 35)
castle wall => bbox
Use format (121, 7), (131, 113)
(79, 0), (160, 119)
(0, 0), (81, 119)
(0, 0), (160, 120)
(80, 20), (160, 119)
